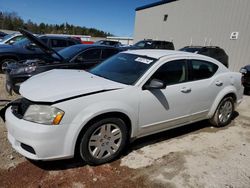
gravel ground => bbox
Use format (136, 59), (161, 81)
(0, 73), (250, 188)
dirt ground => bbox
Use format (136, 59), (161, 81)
(0, 73), (250, 188)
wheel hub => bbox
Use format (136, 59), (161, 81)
(218, 101), (233, 123)
(88, 123), (122, 159)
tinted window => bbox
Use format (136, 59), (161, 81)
(81, 49), (101, 60)
(211, 48), (224, 56)
(101, 49), (118, 59)
(51, 39), (68, 48)
(41, 38), (48, 45)
(57, 45), (86, 60)
(190, 60), (218, 80)
(68, 40), (76, 46)
(151, 60), (187, 85)
(199, 48), (210, 56)
(164, 42), (175, 50)
(134, 41), (147, 48)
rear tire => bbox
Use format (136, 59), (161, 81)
(79, 117), (128, 165)
(209, 97), (234, 127)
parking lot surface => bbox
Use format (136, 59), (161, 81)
(0, 74), (250, 188)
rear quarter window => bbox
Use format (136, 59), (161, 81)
(190, 59), (218, 81)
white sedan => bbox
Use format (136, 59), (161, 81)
(1, 50), (244, 165)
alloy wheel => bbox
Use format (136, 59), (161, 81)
(88, 123), (122, 160)
(218, 100), (233, 123)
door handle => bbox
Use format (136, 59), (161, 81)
(181, 87), (191, 93)
(215, 81), (223, 86)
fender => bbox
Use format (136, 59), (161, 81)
(62, 100), (138, 156)
(208, 85), (237, 118)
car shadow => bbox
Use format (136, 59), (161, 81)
(29, 112), (239, 171)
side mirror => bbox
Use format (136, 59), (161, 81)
(8, 40), (15, 45)
(26, 43), (36, 50)
(75, 56), (85, 62)
(143, 79), (166, 90)
(240, 68), (247, 74)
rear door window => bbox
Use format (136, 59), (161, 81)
(75, 49), (101, 63)
(68, 40), (77, 46)
(189, 59), (218, 81)
(101, 49), (118, 59)
(51, 39), (68, 48)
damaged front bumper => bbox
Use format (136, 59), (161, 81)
(0, 99), (22, 122)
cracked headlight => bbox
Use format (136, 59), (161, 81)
(23, 105), (64, 125)
(24, 65), (36, 73)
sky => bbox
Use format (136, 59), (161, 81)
(0, 0), (158, 37)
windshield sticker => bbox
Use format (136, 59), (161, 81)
(135, 57), (153, 64)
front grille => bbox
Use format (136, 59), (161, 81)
(11, 98), (33, 119)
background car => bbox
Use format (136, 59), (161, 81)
(1, 50), (243, 165)
(180, 46), (229, 67)
(0, 31), (7, 40)
(240, 65), (250, 92)
(0, 33), (25, 45)
(6, 44), (120, 94)
(94, 40), (122, 47)
(120, 39), (175, 51)
(0, 30), (81, 72)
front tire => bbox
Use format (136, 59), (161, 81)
(209, 97), (234, 127)
(79, 118), (128, 165)
(1, 59), (17, 73)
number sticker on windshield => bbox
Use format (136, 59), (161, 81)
(135, 57), (153, 64)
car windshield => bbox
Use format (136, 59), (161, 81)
(89, 53), (157, 85)
(13, 38), (30, 47)
(54, 45), (85, 60)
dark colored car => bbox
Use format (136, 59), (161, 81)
(120, 40), (175, 51)
(5, 30), (120, 94)
(94, 40), (122, 47)
(240, 65), (250, 91)
(0, 30), (81, 72)
(0, 31), (8, 39)
(180, 46), (229, 67)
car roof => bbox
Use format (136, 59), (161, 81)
(182, 46), (221, 49)
(122, 50), (192, 59)
(67, 44), (118, 50)
(40, 35), (77, 40)
(140, 40), (173, 43)
(122, 50), (226, 69)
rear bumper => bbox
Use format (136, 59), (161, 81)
(242, 75), (250, 88)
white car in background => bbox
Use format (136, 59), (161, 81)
(1, 50), (243, 165)
(0, 33), (24, 45)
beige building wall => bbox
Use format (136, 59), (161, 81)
(134, 0), (250, 71)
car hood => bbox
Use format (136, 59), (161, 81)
(19, 69), (126, 103)
(19, 29), (64, 61)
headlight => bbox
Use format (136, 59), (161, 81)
(23, 105), (64, 125)
(240, 68), (247, 74)
(24, 66), (36, 73)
